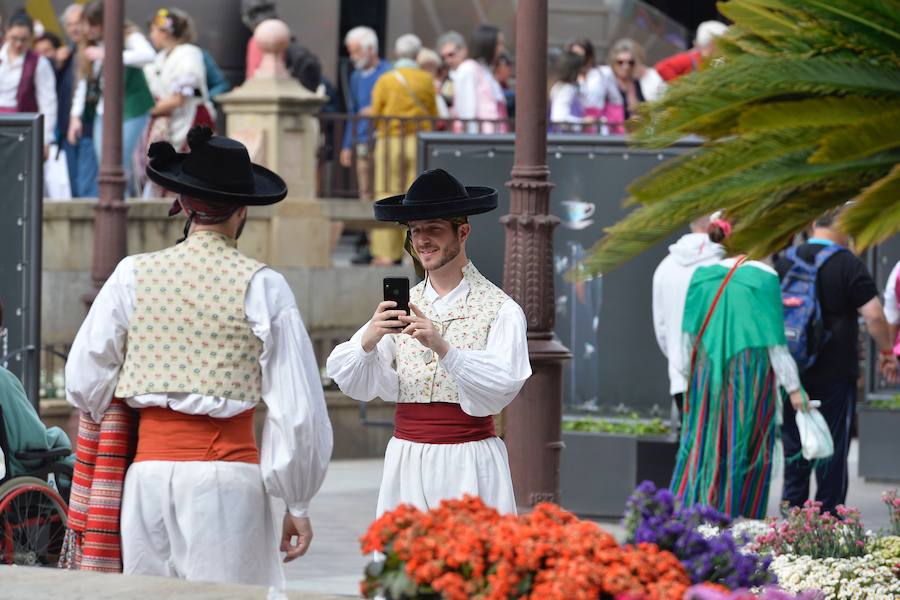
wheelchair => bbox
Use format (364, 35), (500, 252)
(0, 404), (72, 566)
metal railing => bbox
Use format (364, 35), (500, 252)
(315, 113), (626, 199)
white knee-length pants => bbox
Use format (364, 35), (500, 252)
(121, 461), (284, 589)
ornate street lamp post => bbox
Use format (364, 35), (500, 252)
(84, 0), (127, 306)
(502, 0), (571, 507)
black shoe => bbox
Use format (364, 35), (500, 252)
(351, 249), (373, 264)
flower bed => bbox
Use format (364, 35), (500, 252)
(360, 496), (690, 599)
(768, 553), (899, 599)
(361, 486), (900, 599)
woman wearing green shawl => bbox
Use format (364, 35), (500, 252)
(671, 219), (806, 518)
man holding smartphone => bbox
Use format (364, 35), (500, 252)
(327, 168), (531, 516)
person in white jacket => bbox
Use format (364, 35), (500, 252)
(652, 215), (724, 418)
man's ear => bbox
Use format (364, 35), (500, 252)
(458, 222), (471, 243)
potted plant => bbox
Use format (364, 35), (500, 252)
(560, 413), (678, 517)
(858, 394), (900, 481)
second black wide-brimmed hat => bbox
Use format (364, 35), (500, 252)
(146, 126), (287, 205)
(373, 168), (498, 222)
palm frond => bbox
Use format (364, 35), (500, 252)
(840, 165), (900, 247)
(810, 112), (900, 163)
(739, 97), (898, 131)
(583, 0), (900, 276)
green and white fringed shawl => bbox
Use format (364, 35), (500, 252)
(671, 261), (787, 519)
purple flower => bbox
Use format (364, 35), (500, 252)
(622, 482), (776, 589)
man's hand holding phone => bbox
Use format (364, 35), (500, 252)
(399, 303), (450, 359)
(361, 301), (408, 353)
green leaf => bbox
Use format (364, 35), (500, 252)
(809, 112), (900, 163)
(739, 97), (899, 131)
(718, 0), (800, 38)
(805, 0), (900, 43)
(840, 165), (900, 247)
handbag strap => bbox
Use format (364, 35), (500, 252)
(392, 70), (431, 115)
(685, 256), (747, 413)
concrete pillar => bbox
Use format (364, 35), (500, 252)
(216, 19), (329, 268)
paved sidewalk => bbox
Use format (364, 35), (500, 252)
(283, 440), (896, 597)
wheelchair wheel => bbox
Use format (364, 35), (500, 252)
(0, 476), (67, 566)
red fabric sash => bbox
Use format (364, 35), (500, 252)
(134, 407), (259, 463)
(393, 402), (496, 444)
(60, 398), (138, 572)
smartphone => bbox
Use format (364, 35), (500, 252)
(383, 277), (410, 327)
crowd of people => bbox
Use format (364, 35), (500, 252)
(1, 4), (234, 200)
(653, 207), (900, 519)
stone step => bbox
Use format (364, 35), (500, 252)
(0, 566), (346, 599)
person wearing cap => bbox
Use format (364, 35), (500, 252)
(654, 20), (728, 82)
(326, 169), (531, 517)
(64, 126), (333, 586)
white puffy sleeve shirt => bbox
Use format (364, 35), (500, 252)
(65, 256), (333, 517)
(883, 261), (900, 326)
(326, 278), (532, 418)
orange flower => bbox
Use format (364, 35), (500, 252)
(360, 495), (689, 600)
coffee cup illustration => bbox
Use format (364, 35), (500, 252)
(561, 199), (596, 229)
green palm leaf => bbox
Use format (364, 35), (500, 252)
(583, 0), (900, 276)
(840, 165), (900, 247)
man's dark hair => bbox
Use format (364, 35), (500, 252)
(8, 10), (34, 33)
(285, 40), (322, 92)
(469, 24), (500, 65)
(37, 31), (62, 49)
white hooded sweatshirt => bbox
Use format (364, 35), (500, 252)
(652, 232), (725, 395)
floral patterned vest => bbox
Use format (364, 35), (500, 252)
(396, 262), (508, 404)
(114, 231), (265, 402)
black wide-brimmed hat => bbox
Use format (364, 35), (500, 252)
(373, 168), (498, 222)
(146, 126), (287, 205)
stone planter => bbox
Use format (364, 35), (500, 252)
(560, 429), (679, 518)
(858, 400), (900, 482)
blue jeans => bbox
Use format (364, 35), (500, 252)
(62, 135), (98, 197)
(93, 112), (150, 197)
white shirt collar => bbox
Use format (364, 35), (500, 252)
(0, 44), (21, 66)
(424, 275), (470, 308)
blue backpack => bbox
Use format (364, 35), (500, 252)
(780, 244), (844, 371)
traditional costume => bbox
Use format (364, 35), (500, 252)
(326, 169), (531, 517)
(671, 257), (800, 519)
(64, 127), (333, 587)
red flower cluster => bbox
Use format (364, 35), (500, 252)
(360, 495), (690, 600)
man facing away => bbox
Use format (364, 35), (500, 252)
(327, 168), (531, 516)
(775, 208), (899, 515)
(65, 126), (333, 587)
(652, 215), (725, 420)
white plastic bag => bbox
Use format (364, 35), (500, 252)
(43, 143), (71, 199)
(796, 407), (833, 461)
